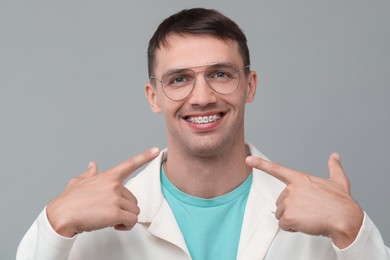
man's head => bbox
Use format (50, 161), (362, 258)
(147, 8), (250, 78)
(145, 8), (257, 157)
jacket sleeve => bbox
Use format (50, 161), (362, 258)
(16, 207), (77, 260)
(332, 212), (390, 259)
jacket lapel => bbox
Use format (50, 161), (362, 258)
(237, 144), (286, 259)
(126, 149), (190, 257)
(148, 200), (190, 254)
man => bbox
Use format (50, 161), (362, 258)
(17, 8), (389, 259)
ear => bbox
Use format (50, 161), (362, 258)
(145, 83), (162, 113)
(245, 71), (257, 103)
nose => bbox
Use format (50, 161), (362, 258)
(187, 74), (217, 107)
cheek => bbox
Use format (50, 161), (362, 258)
(155, 90), (172, 111)
(233, 87), (250, 106)
(159, 98), (184, 119)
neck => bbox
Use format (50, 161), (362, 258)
(164, 141), (252, 198)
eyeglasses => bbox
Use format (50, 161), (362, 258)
(150, 63), (250, 101)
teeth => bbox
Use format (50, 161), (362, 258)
(187, 114), (221, 124)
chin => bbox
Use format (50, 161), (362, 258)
(184, 137), (233, 158)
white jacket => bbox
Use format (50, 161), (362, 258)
(17, 145), (390, 259)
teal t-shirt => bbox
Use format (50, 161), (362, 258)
(161, 164), (252, 260)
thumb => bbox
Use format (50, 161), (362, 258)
(81, 161), (98, 177)
(328, 153), (350, 193)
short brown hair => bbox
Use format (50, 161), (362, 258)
(147, 8), (250, 77)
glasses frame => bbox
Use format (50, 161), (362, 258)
(150, 63), (250, 101)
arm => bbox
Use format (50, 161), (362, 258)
(16, 208), (76, 260)
(332, 212), (390, 259)
(16, 147), (160, 260)
(246, 153), (390, 258)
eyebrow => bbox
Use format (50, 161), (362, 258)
(163, 68), (192, 78)
(163, 61), (229, 72)
(163, 62), (236, 75)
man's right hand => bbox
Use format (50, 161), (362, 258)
(46, 147), (160, 238)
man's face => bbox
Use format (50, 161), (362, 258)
(145, 34), (257, 157)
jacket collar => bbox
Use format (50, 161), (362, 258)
(126, 149), (167, 223)
(237, 144), (285, 259)
(126, 144), (285, 259)
(125, 149), (190, 255)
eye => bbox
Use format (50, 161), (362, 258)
(166, 75), (191, 87)
(208, 69), (233, 80)
(214, 71), (230, 78)
(206, 64), (237, 80)
(171, 76), (187, 84)
(163, 71), (194, 88)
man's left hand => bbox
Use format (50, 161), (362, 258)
(246, 153), (364, 248)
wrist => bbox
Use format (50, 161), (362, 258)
(46, 202), (78, 238)
(330, 205), (364, 249)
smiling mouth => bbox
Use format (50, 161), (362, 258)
(185, 113), (223, 124)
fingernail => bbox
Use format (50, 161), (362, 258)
(246, 156), (254, 164)
(332, 152), (340, 161)
(88, 161), (94, 169)
(150, 147), (160, 155)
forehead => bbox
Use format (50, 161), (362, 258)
(154, 34), (243, 74)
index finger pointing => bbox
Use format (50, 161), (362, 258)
(106, 147), (160, 181)
(246, 156), (298, 184)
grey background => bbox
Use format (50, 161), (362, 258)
(1, 0), (389, 259)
